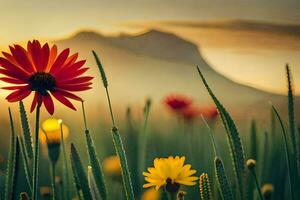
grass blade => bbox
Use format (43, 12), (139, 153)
(5, 108), (18, 200)
(88, 166), (102, 200)
(70, 143), (93, 200)
(138, 98), (152, 185)
(197, 67), (246, 198)
(250, 120), (258, 160)
(93, 50), (135, 200)
(92, 50), (108, 88)
(85, 129), (107, 200)
(200, 173), (213, 200)
(271, 105), (294, 200)
(286, 65), (300, 174)
(19, 101), (33, 159)
(17, 135), (32, 193)
(214, 157), (234, 200)
(111, 126), (135, 200)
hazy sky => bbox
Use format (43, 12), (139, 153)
(0, 0), (299, 95)
(1, 0), (300, 44)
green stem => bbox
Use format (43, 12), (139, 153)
(18, 135), (32, 193)
(32, 105), (41, 200)
(272, 105), (294, 200)
(51, 162), (56, 200)
(81, 101), (88, 130)
(60, 123), (70, 200)
(251, 170), (263, 200)
(138, 100), (151, 185)
(167, 192), (177, 200)
(105, 87), (115, 126)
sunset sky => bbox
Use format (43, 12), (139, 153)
(0, 0), (299, 94)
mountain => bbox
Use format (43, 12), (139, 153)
(54, 29), (299, 121)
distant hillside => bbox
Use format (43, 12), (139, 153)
(54, 29), (299, 121)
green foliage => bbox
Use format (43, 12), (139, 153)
(111, 126), (135, 200)
(272, 105), (294, 200)
(200, 173), (213, 200)
(138, 98), (152, 186)
(5, 108), (18, 200)
(286, 65), (300, 176)
(19, 101), (34, 160)
(17, 135), (32, 193)
(250, 120), (258, 160)
(85, 130), (108, 200)
(197, 67), (246, 199)
(88, 166), (102, 200)
(92, 50), (108, 88)
(70, 143), (93, 200)
(214, 157), (234, 200)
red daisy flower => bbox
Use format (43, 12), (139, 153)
(202, 106), (218, 120)
(0, 40), (92, 115)
(164, 94), (193, 111)
(181, 106), (201, 121)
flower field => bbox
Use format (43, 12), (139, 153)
(0, 40), (299, 200)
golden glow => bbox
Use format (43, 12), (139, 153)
(141, 188), (160, 200)
(102, 155), (121, 176)
(39, 118), (69, 145)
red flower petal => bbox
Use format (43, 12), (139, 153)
(54, 89), (82, 101)
(27, 40), (42, 72)
(51, 90), (76, 110)
(0, 68), (29, 81)
(38, 43), (50, 72)
(63, 53), (78, 67)
(10, 45), (35, 73)
(0, 57), (30, 77)
(49, 48), (70, 74)
(55, 60), (86, 76)
(2, 85), (28, 90)
(45, 45), (58, 72)
(56, 67), (89, 81)
(43, 92), (54, 115)
(0, 77), (27, 84)
(6, 86), (31, 102)
(30, 92), (42, 113)
(57, 76), (93, 85)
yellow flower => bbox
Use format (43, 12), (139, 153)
(39, 118), (69, 145)
(103, 155), (121, 176)
(143, 156), (198, 192)
(141, 188), (160, 200)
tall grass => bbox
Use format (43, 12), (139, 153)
(197, 66), (246, 199)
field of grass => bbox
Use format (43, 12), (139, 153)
(0, 49), (299, 200)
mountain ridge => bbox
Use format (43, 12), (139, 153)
(67, 29), (289, 97)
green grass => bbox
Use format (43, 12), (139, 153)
(0, 64), (298, 200)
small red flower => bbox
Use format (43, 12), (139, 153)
(202, 107), (218, 120)
(0, 40), (92, 114)
(164, 94), (193, 111)
(181, 106), (201, 121)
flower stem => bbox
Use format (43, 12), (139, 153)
(32, 105), (41, 200)
(271, 105), (294, 200)
(81, 101), (88, 130)
(167, 192), (177, 200)
(51, 162), (56, 200)
(251, 170), (263, 200)
(60, 123), (70, 200)
(105, 87), (115, 126)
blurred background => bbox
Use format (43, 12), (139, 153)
(0, 0), (299, 199)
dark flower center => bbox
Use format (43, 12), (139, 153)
(165, 178), (180, 194)
(29, 72), (56, 95)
